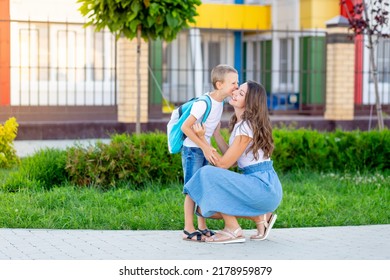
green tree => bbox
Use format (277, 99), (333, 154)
(77, 0), (201, 133)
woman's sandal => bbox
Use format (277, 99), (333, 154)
(198, 228), (215, 237)
(205, 227), (245, 244)
(182, 230), (205, 242)
(250, 214), (277, 241)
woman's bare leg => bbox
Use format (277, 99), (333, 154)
(221, 214), (241, 233)
(236, 212), (274, 238)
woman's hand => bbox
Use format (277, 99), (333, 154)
(203, 147), (218, 165)
(192, 123), (206, 138)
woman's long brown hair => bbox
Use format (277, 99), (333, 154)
(228, 81), (274, 160)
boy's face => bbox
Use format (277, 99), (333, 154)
(218, 72), (239, 98)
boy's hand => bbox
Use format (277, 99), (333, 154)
(192, 123), (220, 164)
(192, 123), (206, 137)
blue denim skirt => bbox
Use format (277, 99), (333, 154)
(183, 160), (283, 218)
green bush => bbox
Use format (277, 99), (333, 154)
(64, 129), (389, 189)
(66, 133), (182, 188)
(3, 128), (387, 191)
(3, 148), (68, 191)
(0, 117), (20, 168)
(273, 128), (390, 172)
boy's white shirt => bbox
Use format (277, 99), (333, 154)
(183, 93), (224, 148)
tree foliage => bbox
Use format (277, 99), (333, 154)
(77, 0), (201, 41)
(77, 0), (201, 134)
(341, 0), (389, 38)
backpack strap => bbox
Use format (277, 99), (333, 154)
(197, 95), (212, 124)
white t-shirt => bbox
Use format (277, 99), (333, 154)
(229, 120), (270, 169)
(183, 93), (224, 147)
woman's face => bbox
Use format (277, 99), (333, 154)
(229, 82), (247, 109)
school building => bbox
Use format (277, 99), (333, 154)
(0, 0), (389, 139)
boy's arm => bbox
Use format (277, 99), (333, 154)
(181, 115), (217, 164)
(192, 123), (210, 148)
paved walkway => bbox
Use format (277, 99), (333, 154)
(1, 225), (390, 260)
(13, 139), (111, 158)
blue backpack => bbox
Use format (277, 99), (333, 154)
(167, 95), (212, 154)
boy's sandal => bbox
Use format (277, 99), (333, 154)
(198, 228), (215, 237)
(250, 213), (277, 241)
(182, 230), (205, 242)
(205, 227), (245, 244)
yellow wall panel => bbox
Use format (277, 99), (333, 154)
(300, 0), (313, 28)
(193, 4), (271, 30)
(300, 0), (340, 29)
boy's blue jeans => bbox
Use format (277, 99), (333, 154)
(181, 146), (208, 184)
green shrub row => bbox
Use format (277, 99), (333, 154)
(1, 128), (389, 190)
(273, 128), (390, 172)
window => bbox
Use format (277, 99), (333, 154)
(376, 38), (390, 83)
(162, 30), (234, 103)
(208, 42), (221, 71)
(279, 38), (294, 86)
(11, 21), (116, 106)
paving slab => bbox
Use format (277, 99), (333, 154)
(0, 225), (389, 260)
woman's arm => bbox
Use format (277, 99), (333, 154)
(212, 122), (229, 154)
(193, 122), (251, 169)
(193, 122), (228, 154)
(213, 135), (251, 169)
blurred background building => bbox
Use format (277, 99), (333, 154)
(0, 0), (389, 139)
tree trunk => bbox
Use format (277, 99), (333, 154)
(367, 39), (385, 131)
(136, 25), (142, 134)
(363, 1), (384, 131)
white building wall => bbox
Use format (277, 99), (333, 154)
(9, 0), (116, 106)
(362, 4), (390, 105)
(10, 0), (82, 21)
(273, 0), (299, 30)
(202, 0), (235, 3)
(271, 0), (300, 93)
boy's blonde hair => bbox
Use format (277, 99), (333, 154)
(211, 64), (238, 89)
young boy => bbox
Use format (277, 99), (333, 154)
(181, 64), (239, 242)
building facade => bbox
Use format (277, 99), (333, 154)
(0, 0), (389, 138)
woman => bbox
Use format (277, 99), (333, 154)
(183, 81), (282, 244)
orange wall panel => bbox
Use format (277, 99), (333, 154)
(0, 0), (10, 106)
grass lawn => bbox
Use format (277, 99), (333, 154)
(0, 170), (388, 230)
